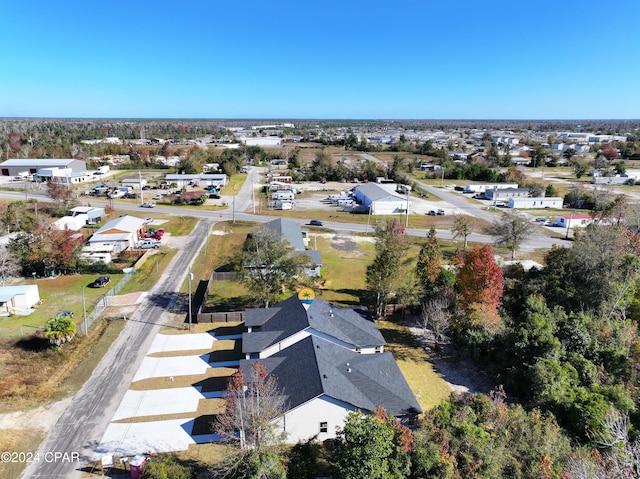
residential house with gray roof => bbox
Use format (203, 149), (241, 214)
(241, 294), (421, 443)
(263, 218), (321, 277)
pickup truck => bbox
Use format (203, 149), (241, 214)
(137, 239), (161, 249)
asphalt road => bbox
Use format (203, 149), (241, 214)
(22, 219), (213, 478)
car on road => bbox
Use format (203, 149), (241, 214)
(90, 276), (111, 288)
(309, 219), (323, 226)
(56, 311), (74, 319)
(140, 202), (155, 208)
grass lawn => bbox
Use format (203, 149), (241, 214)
(0, 274), (125, 336)
(222, 173), (247, 195)
(0, 318), (126, 478)
(378, 317), (452, 411)
(0, 428), (44, 479)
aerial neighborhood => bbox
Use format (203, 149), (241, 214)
(2, 118), (640, 478)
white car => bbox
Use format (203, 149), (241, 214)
(140, 202), (156, 208)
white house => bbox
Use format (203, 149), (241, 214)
(69, 206), (105, 225)
(484, 187), (530, 201)
(556, 213), (600, 229)
(507, 197), (564, 209)
(353, 183), (410, 215)
(0, 285), (40, 315)
(242, 294), (421, 443)
(87, 215), (147, 253)
(52, 215), (87, 231)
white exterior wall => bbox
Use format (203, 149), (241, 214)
(260, 330), (311, 358)
(556, 216), (596, 228)
(52, 215), (86, 231)
(277, 395), (356, 443)
(465, 183), (519, 193)
(371, 200), (408, 215)
(508, 197), (563, 209)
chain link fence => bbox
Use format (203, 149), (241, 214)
(77, 270), (135, 335)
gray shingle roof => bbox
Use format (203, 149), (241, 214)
(242, 295), (385, 354)
(242, 335), (422, 417)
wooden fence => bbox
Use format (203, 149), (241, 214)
(197, 311), (245, 323)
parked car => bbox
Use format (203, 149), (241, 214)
(56, 310), (74, 318)
(309, 219), (323, 226)
(144, 217), (153, 224)
(145, 228), (164, 239)
(140, 202), (155, 208)
(437, 209), (445, 216)
(428, 210), (437, 216)
(91, 276), (111, 288)
(137, 239), (161, 249)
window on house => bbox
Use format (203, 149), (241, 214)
(319, 422), (328, 433)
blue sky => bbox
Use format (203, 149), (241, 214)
(1, 0), (638, 119)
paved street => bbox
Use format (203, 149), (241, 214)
(22, 219), (213, 478)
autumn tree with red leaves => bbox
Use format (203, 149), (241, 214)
(214, 362), (286, 452)
(454, 244), (504, 337)
(47, 181), (75, 213)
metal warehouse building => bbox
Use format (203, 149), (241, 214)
(353, 183), (410, 215)
(0, 159), (87, 176)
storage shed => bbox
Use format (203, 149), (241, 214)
(0, 285), (40, 315)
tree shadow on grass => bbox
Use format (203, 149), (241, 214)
(320, 288), (367, 306)
(203, 294), (253, 313)
(14, 335), (50, 352)
(377, 316), (426, 362)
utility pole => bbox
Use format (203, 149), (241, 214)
(82, 286), (87, 335)
(188, 269), (194, 331)
(405, 189), (410, 228)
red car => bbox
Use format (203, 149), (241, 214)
(145, 228), (165, 239)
